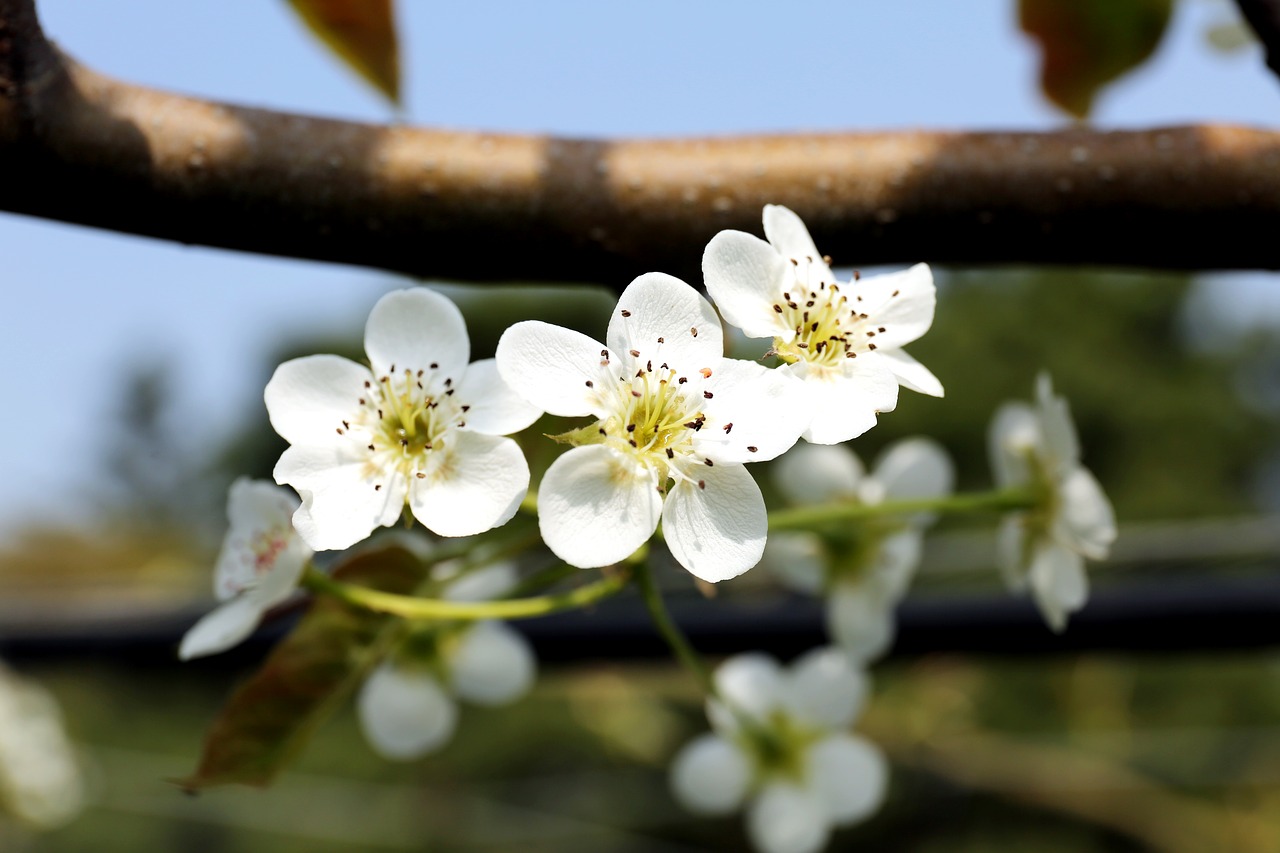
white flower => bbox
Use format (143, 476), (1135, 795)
(703, 204), (941, 444)
(356, 563), (537, 761)
(670, 649), (887, 853)
(179, 478), (312, 660)
(764, 439), (953, 663)
(0, 665), (85, 828)
(495, 273), (807, 582)
(989, 374), (1117, 632)
(265, 287), (541, 551)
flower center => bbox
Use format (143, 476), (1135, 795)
(249, 527), (290, 575)
(740, 710), (822, 783)
(599, 366), (706, 471)
(769, 260), (890, 370)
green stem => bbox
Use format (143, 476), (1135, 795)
(302, 565), (629, 621)
(634, 561), (716, 698)
(767, 487), (1036, 532)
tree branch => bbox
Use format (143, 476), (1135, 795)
(5, 0), (1280, 284)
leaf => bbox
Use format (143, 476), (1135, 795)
(286, 0), (401, 105)
(178, 546), (426, 789)
(1019, 0), (1173, 119)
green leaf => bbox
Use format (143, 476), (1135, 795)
(285, 0), (401, 105)
(1019, 0), (1173, 119)
(177, 546), (426, 790)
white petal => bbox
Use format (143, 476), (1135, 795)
(246, 535), (311, 609)
(495, 321), (608, 417)
(792, 359), (900, 445)
(988, 402), (1039, 488)
(669, 734), (751, 816)
(663, 463), (767, 583)
(357, 664), (458, 761)
(449, 621), (536, 706)
(869, 530), (924, 600)
(441, 562), (519, 602)
(178, 597), (263, 660)
(225, 477), (298, 532)
(264, 355), (371, 447)
(607, 273), (723, 369)
(364, 288), (469, 379)
(215, 479), (305, 601)
(869, 438), (954, 506)
(761, 533), (827, 595)
(808, 734), (888, 826)
(410, 432), (529, 538)
(786, 646), (867, 730)
(699, 360), (808, 464)
(1055, 467), (1117, 560)
(827, 582), (897, 665)
(702, 230), (794, 340)
(453, 359), (542, 436)
(853, 264), (935, 349)
(747, 782), (831, 853)
(1036, 373), (1081, 466)
(708, 653), (785, 733)
(537, 445), (661, 568)
(762, 205), (831, 282)
(274, 445), (406, 551)
(1029, 541), (1088, 632)
(772, 443), (864, 507)
(996, 515), (1029, 589)
(879, 348), (944, 397)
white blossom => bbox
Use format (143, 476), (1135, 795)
(764, 439), (953, 663)
(670, 649), (887, 853)
(0, 665), (85, 828)
(265, 287), (541, 552)
(495, 273), (807, 582)
(357, 563), (537, 760)
(703, 204), (941, 444)
(989, 374), (1117, 631)
(179, 478), (312, 660)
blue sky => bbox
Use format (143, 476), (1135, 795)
(2, 0), (1279, 531)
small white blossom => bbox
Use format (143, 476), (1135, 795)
(764, 439), (953, 663)
(179, 479), (312, 660)
(356, 563), (537, 760)
(0, 665), (85, 828)
(989, 374), (1117, 632)
(265, 287), (541, 552)
(703, 204), (941, 444)
(670, 649), (886, 853)
(495, 273), (807, 582)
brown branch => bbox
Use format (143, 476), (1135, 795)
(5, 0), (1280, 285)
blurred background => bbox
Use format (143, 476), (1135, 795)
(2, 0), (1280, 849)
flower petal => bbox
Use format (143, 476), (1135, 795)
(867, 438), (954, 507)
(178, 596), (264, 660)
(698, 360), (807, 464)
(1055, 467), (1117, 560)
(808, 734), (888, 826)
(988, 402), (1039, 488)
(454, 358), (542, 436)
(772, 443), (865, 507)
(827, 582), (897, 665)
(364, 288), (470, 380)
(996, 515), (1029, 589)
(853, 263), (935, 349)
(537, 445), (661, 568)
(608, 272), (724, 370)
(763, 204), (831, 282)
(786, 646), (867, 730)
(869, 530), (924, 600)
(449, 621), (537, 706)
(1029, 541), (1088, 633)
(1036, 373), (1080, 467)
(879, 348), (944, 397)
(225, 477), (298, 532)
(357, 664), (458, 761)
(702, 230), (794, 340)
(791, 358), (900, 445)
(761, 533), (827, 595)
(274, 445), (407, 551)
(410, 432), (529, 538)
(495, 321), (608, 417)
(440, 561), (519, 602)
(264, 354), (371, 447)
(747, 782), (831, 853)
(669, 733), (751, 816)
(662, 462), (767, 583)
(708, 653), (785, 733)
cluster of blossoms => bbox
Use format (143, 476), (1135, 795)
(176, 205), (1116, 853)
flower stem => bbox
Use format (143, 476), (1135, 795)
(767, 487), (1036, 531)
(633, 561), (716, 698)
(302, 564), (629, 621)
